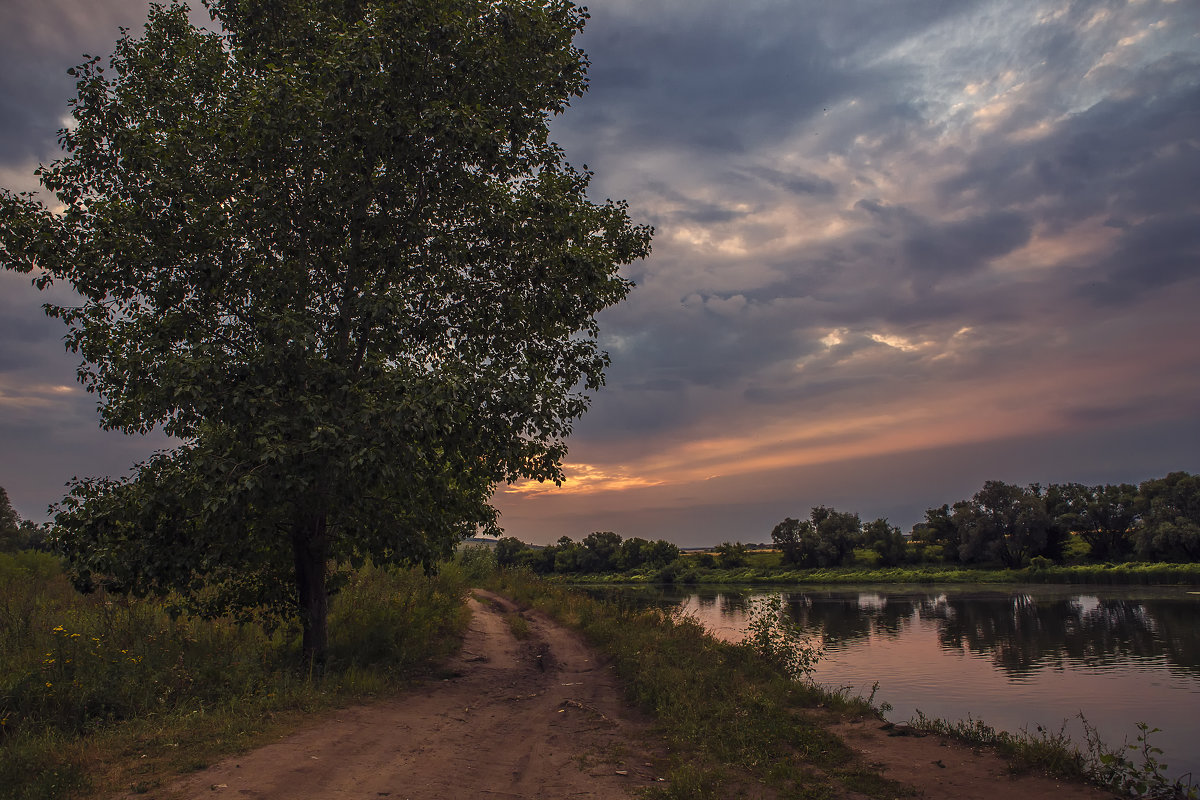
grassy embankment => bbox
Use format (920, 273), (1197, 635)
(497, 562), (1197, 799)
(567, 549), (1200, 586)
(486, 566), (912, 800)
(0, 549), (489, 800)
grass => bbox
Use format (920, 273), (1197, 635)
(908, 711), (1200, 799)
(486, 567), (904, 800)
(566, 558), (1200, 587)
(504, 612), (532, 640)
(489, 566), (1194, 798)
(0, 550), (475, 800)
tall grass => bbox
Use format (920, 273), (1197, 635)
(0, 551), (471, 800)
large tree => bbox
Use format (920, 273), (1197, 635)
(1050, 482), (1142, 562)
(953, 481), (1055, 567)
(771, 506), (861, 568)
(0, 0), (651, 662)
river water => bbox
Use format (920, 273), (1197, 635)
(595, 584), (1200, 782)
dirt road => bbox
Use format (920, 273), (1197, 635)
(159, 590), (1114, 800)
(164, 590), (659, 800)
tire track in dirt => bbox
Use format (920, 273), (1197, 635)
(160, 590), (660, 800)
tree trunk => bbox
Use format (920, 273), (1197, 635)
(291, 512), (330, 671)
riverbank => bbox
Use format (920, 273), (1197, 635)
(487, 569), (1152, 799)
(560, 559), (1200, 586)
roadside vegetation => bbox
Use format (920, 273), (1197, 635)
(485, 565), (912, 800)
(0, 549), (491, 800)
(493, 471), (1200, 585)
(484, 565), (1200, 800)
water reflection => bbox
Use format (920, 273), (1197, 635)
(586, 583), (1200, 783)
(591, 585), (1200, 678)
(805, 589), (1198, 677)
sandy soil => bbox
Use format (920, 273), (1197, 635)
(154, 590), (1115, 800)
(831, 719), (1115, 800)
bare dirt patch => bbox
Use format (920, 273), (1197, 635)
(157, 590), (661, 800)
(832, 718), (1116, 800)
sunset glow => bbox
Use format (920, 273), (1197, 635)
(1, 0), (1197, 543)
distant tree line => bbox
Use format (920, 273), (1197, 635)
(771, 508), (907, 568)
(495, 531), (680, 575)
(772, 471), (1200, 568)
(0, 486), (51, 553)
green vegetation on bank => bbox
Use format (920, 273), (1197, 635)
(4, 545), (1189, 800)
(483, 563), (1199, 799)
(484, 565), (1196, 799)
(0, 550), (488, 800)
(567, 559), (1200, 586)
(907, 712), (1198, 800)
(485, 566), (910, 800)
(0, 489), (49, 555)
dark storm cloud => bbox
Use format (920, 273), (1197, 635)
(643, 181), (750, 224)
(2, 0), (1198, 537)
(557, 0), (982, 169)
(579, 12), (844, 153)
(1082, 213), (1200, 304)
(0, 287), (60, 370)
(939, 59), (1200, 224)
(901, 212), (1033, 290)
(567, 0), (1200, 433)
(743, 166), (836, 198)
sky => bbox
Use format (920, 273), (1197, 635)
(1, 0), (1198, 546)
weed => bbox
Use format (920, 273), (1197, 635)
(910, 709), (1199, 799)
(1084, 718), (1199, 800)
(739, 594), (821, 681)
(504, 612), (531, 640)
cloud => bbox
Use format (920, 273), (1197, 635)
(2, 0), (1197, 538)
(0, 1), (214, 165)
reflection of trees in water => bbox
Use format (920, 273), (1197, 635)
(772, 590), (1200, 677)
(780, 592), (920, 643)
(718, 592), (751, 617)
(1137, 600), (1200, 673)
(928, 595), (1180, 676)
(628, 587), (1198, 679)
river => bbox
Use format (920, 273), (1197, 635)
(594, 584), (1200, 783)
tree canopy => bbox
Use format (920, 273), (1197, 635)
(0, 0), (651, 660)
(771, 506), (862, 568)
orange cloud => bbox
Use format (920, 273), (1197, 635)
(504, 463), (667, 497)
